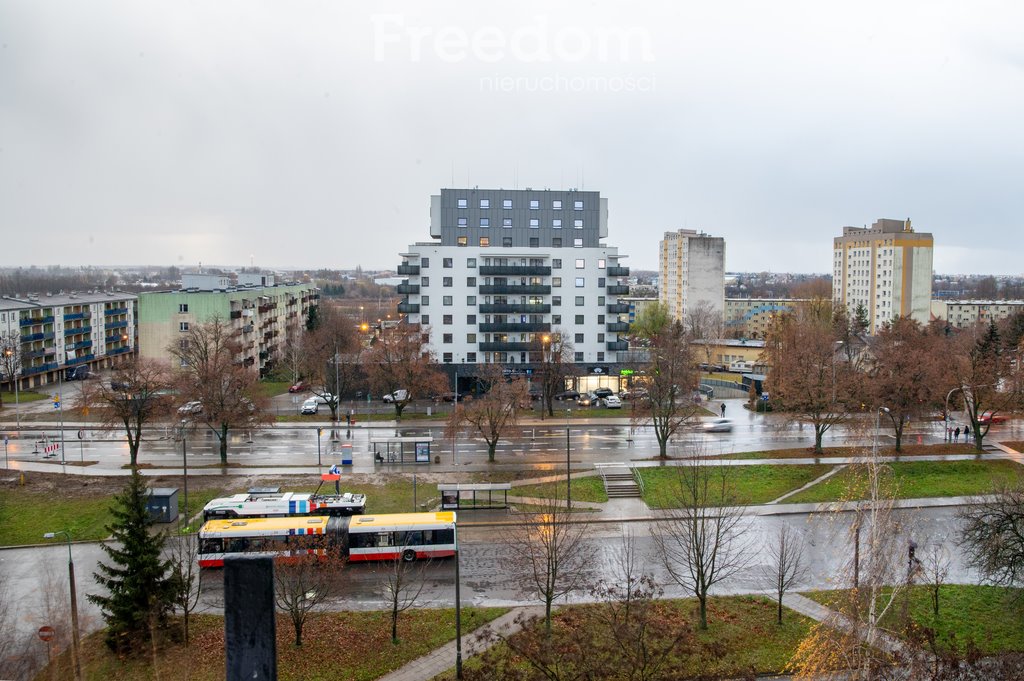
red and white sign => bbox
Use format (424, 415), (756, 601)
(37, 625), (55, 642)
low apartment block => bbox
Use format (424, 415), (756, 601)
(930, 299), (1024, 329)
(724, 298), (809, 338)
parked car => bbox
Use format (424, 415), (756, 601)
(602, 395), (622, 409)
(620, 387), (648, 401)
(977, 411), (1007, 425)
(300, 398), (319, 415)
(703, 417), (733, 433)
(178, 400), (203, 416)
(288, 381), (309, 393)
(432, 392), (463, 403)
(528, 389), (543, 401)
(577, 393), (599, 407)
(64, 366), (92, 381)
(314, 393), (335, 405)
(592, 387), (614, 399)
(554, 389), (580, 401)
(699, 363), (726, 372)
(383, 389), (410, 404)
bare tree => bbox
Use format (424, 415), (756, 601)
(273, 545), (347, 647)
(919, 543), (951, 617)
(532, 331), (574, 418)
(684, 300), (725, 367)
(448, 363), (530, 462)
(504, 493), (593, 635)
(652, 454), (751, 630)
(300, 305), (362, 422)
(0, 330), (22, 405)
(762, 524), (807, 625)
(166, 532), (203, 646)
(379, 555), (430, 645)
(951, 321), (1022, 451)
(958, 481), (1024, 590)
(77, 357), (173, 468)
(364, 323), (447, 420)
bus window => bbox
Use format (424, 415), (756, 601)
(405, 531), (423, 546)
(376, 532), (393, 547)
(200, 538), (223, 554)
(228, 538), (250, 553)
(434, 529), (455, 545)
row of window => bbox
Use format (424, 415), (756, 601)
(421, 313), (612, 326)
(456, 217), (585, 229)
(455, 236), (587, 248)
(436, 332), (609, 344)
(417, 295), (612, 307)
(457, 198), (585, 210)
(419, 258), (609, 269)
(440, 351), (605, 363)
(424, 276), (610, 288)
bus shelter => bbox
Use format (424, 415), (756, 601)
(371, 435), (434, 464)
(438, 483), (511, 510)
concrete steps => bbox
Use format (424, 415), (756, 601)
(602, 470), (641, 498)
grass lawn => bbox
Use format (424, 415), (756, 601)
(511, 476), (609, 503)
(702, 371), (745, 384)
(1, 390), (49, 403)
(58, 608), (507, 681)
(784, 460), (1024, 504)
(725, 443), (980, 459)
(638, 464), (832, 508)
(254, 380), (292, 398)
(806, 585), (1024, 655)
(435, 595), (813, 680)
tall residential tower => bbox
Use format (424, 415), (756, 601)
(658, 229), (725, 323)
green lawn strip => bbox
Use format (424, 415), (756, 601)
(254, 380), (292, 399)
(511, 476), (609, 503)
(804, 585), (1024, 655)
(0, 489), (114, 545)
(1, 390), (49, 404)
(785, 460), (1024, 504)
(724, 444), (979, 460)
(702, 371), (745, 384)
(433, 595), (812, 680)
(638, 464), (832, 509)
(73, 608), (507, 681)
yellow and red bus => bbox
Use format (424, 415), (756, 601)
(197, 512), (457, 568)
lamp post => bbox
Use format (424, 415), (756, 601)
(316, 427), (323, 469)
(565, 407), (571, 510)
(42, 530), (82, 681)
(540, 335), (550, 421)
(176, 419), (190, 528)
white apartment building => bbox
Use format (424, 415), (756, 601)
(396, 188), (630, 392)
(930, 299), (1024, 329)
(659, 229), (725, 323)
(832, 218), (933, 334)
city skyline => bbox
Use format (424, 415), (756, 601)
(2, 2), (1022, 275)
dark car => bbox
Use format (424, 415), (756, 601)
(554, 389), (580, 401)
(592, 387), (614, 399)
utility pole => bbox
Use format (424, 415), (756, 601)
(43, 531), (82, 681)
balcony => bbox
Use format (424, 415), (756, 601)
(606, 266), (630, 277)
(479, 265), (551, 276)
(606, 341), (629, 351)
(107, 346), (131, 356)
(606, 322), (631, 333)
(606, 285), (630, 295)
(479, 342), (535, 352)
(241, 324), (255, 334)
(64, 326), (91, 337)
(397, 301), (420, 314)
(259, 350), (270, 360)
(479, 304), (551, 314)
(20, 315), (54, 327)
(23, 362), (58, 376)
(396, 283), (420, 294)
(230, 310), (243, 319)
(66, 353), (95, 365)
(104, 307), (129, 316)
(607, 304), (630, 314)
(478, 284), (551, 295)
(478, 322), (551, 333)
(105, 335), (128, 344)
(397, 264), (421, 275)
(22, 332), (48, 342)
(63, 312), (90, 321)
(107, 320), (128, 330)
(71, 340), (93, 350)
(25, 348), (48, 359)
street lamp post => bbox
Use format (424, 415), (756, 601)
(454, 525), (463, 679)
(316, 427), (323, 468)
(42, 530), (82, 681)
(177, 420), (190, 527)
(565, 407), (571, 510)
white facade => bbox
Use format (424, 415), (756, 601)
(931, 299), (1024, 329)
(659, 229), (725, 324)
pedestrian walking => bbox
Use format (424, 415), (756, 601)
(964, 423), (970, 439)
(954, 426), (961, 443)
(720, 403), (726, 417)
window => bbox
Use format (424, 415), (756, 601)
(421, 257), (429, 268)
(457, 217), (467, 227)
(480, 218), (489, 227)
(552, 277), (562, 287)
(443, 277), (453, 287)
(574, 200), (583, 210)
(421, 314), (430, 324)
(467, 257), (476, 268)
(597, 352), (605, 362)
(457, 198), (467, 208)
(529, 237), (539, 247)
(503, 199), (512, 209)
(502, 237), (512, 247)
(574, 315), (584, 324)
(443, 314), (453, 324)
(552, 238), (562, 247)
(443, 352), (453, 363)
(574, 352), (584, 362)
(178, 303), (189, 313)
(598, 296), (605, 305)
(553, 219), (562, 228)
(529, 199), (539, 210)
(467, 295), (476, 305)
(575, 259), (585, 269)
(179, 321), (189, 331)
(598, 258), (606, 269)
(480, 237), (489, 247)
(552, 315), (562, 324)
(421, 276), (430, 286)
(575, 277), (585, 287)
(480, 199), (490, 209)
(573, 238), (583, 248)
(421, 296), (429, 305)
(597, 314), (605, 323)
(467, 314), (476, 324)
(575, 296), (585, 306)
(457, 236), (468, 246)
(574, 333), (584, 343)
(466, 352), (477, 362)
(529, 218), (539, 228)
(443, 296), (453, 306)
(503, 217), (513, 228)
(552, 259), (562, 269)
(466, 333), (476, 343)
(597, 333), (605, 342)
(467, 276), (477, 286)
(552, 200), (562, 209)
(443, 258), (453, 268)
(598, 277), (606, 287)
(552, 296), (562, 306)
(443, 333), (453, 343)
(574, 219), (583, 228)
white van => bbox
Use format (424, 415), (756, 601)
(728, 361), (755, 374)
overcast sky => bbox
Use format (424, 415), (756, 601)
(1, 1), (1022, 274)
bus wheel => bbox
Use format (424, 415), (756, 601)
(402, 549), (416, 562)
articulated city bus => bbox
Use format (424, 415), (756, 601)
(197, 512), (457, 568)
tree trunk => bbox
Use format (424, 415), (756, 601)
(813, 426), (824, 454)
(293, 619), (303, 647)
(391, 604), (399, 644)
(544, 596), (553, 637)
(973, 430), (984, 452)
(893, 421), (903, 453)
(698, 593), (708, 630)
(395, 404), (404, 421)
(219, 424), (229, 465)
(777, 593), (783, 625)
(487, 441), (497, 462)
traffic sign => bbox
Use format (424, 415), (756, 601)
(37, 625), (55, 642)
(77, 429), (85, 440)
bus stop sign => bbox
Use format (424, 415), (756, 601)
(37, 625), (55, 642)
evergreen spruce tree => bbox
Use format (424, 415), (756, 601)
(88, 472), (173, 653)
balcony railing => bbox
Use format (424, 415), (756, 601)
(66, 353), (95, 365)
(63, 312), (90, 321)
(23, 362), (58, 376)
(20, 315), (54, 327)
(230, 310), (243, 319)
(479, 342), (535, 352)
(397, 264), (420, 275)
(25, 348), (48, 359)
(397, 301), (420, 314)
(478, 322), (551, 333)
(105, 335), (127, 344)
(478, 304), (551, 314)
(606, 322), (630, 332)
(478, 284), (551, 295)
(606, 341), (629, 351)
(107, 346), (131, 356)
(104, 307), (129, 316)
(479, 265), (551, 276)
(606, 285), (630, 295)
(242, 324), (254, 334)
(64, 326), (91, 337)
(106, 320), (128, 329)
(607, 304), (629, 313)
(396, 283), (420, 294)
(71, 340), (93, 350)
(606, 266), (630, 277)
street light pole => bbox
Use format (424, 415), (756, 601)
(565, 408), (571, 510)
(43, 530), (82, 681)
(454, 526), (463, 679)
(178, 420), (189, 528)
(316, 427), (323, 469)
